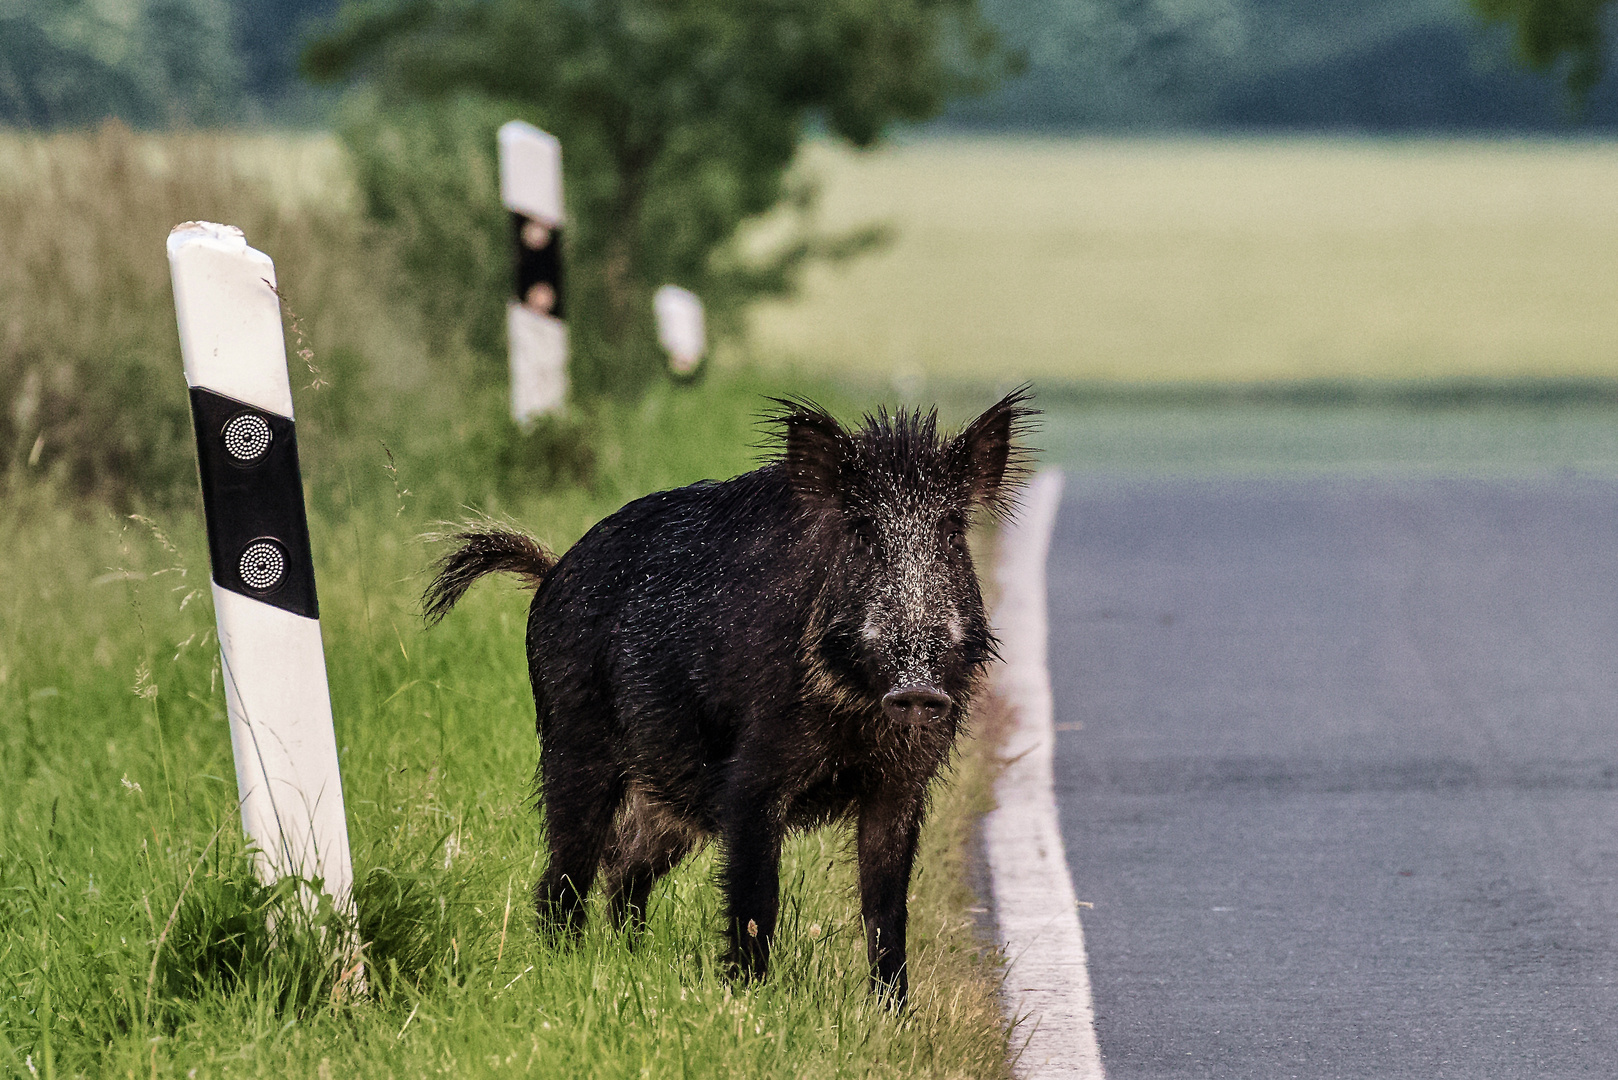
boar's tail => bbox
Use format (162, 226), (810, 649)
(422, 522), (558, 625)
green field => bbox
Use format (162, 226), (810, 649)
(747, 137), (1618, 387)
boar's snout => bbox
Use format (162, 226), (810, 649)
(881, 685), (952, 727)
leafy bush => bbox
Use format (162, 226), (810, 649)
(1470, 0), (1615, 103)
(334, 94), (513, 369)
(303, 0), (1006, 396)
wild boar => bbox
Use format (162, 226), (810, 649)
(424, 387), (1034, 1005)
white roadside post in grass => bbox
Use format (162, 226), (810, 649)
(654, 285), (706, 376)
(499, 120), (567, 423)
(166, 221), (357, 924)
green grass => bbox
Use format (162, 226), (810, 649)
(0, 380), (1012, 1079)
(0, 127), (1011, 1079)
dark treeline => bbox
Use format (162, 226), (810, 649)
(0, 0), (340, 127)
(3, 0), (1616, 131)
(947, 0), (1618, 130)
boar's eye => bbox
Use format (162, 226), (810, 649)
(942, 515), (967, 555)
(849, 518), (877, 550)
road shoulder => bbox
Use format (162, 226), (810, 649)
(986, 470), (1105, 1079)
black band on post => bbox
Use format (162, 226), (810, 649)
(512, 211), (566, 320)
(189, 386), (319, 618)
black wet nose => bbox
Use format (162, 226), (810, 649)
(881, 685), (952, 726)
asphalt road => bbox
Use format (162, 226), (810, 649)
(1048, 475), (1618, 1079)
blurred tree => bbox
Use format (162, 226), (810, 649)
(302, 0), (1008, 395)
(1469, 0), (1616, 103)
(234, 0), (343, 99)
(0, 0), (242, 127)
(945, 0), (1618, 131)
(963, 0), (1251, 126)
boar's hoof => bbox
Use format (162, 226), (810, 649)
(881, 685), (952, 727)
(724, 949), (767, 984)
(872, 970), (909, 1010)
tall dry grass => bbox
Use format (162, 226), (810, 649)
(0, 123), (422, 504)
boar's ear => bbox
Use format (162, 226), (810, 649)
(767, 397), (853, 510)
(950, 384), (1038, 518)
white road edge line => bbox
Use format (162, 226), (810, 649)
(986, 469), (1105, 1079)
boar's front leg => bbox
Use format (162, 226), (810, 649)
(858, 787), (925, 1007)
(719, 777), (785, 981)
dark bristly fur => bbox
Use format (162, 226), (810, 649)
(423, 386), (1036, 1007)
(421, 523), (557, 625)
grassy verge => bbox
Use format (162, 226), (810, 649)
(0, 421), (1009, 1079)
(0, 126), (1011, 1078)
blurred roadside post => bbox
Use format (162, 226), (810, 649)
(499, 121), (567, 423)
(654, 285), (706, 377)
(166, 222), (358, 932)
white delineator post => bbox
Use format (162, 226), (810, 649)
(499, 120), (567, 423)
(654, 285), (706, 376)
(166, 221), (356, 915)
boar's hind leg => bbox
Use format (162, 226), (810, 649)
(601, 794), (698, 932)
(858, 789), (925, 1008)
(535, 765), (624, 937)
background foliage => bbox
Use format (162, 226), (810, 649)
(947, 0), (1618, 128)
(300, 0), (1005, 393)
(7, 2), (1618, 133)
(0, 0), (243, 127)
(1469, 0), (1615, 102)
